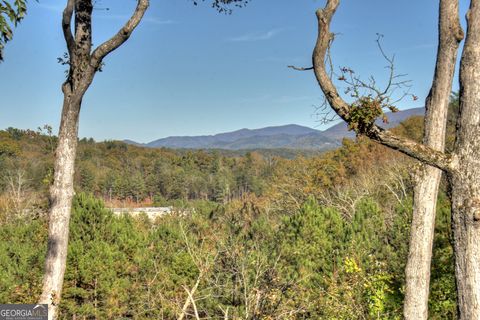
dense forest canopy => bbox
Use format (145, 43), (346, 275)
(0, 104), (460, 318)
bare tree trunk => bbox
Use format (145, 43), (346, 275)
(38, 94), (83, 319)
(450, 2), (480, 318)
(38, 1), (149, 318)
(403, 1), (463, 318)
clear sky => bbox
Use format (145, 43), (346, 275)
(0, 0), (469, 143)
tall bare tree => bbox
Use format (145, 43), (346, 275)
(38, 1), (249, 318)
(306, 0), (480, 318)
(38, 1), (149, 318)
(404, 1), (463, 319)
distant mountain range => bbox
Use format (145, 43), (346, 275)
(125, 107), (425, 151)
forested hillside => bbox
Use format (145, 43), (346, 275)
(0, 110), (459, 318)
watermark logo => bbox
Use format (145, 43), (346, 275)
(0, 304), (48, 320)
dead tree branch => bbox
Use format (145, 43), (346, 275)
(311, 0), (456, 173)
(287, 65), (314, 71)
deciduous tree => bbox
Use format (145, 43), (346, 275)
(306, 0), (480, 318)
(39, 1), (149, 318)
(39, 1), (249, 319)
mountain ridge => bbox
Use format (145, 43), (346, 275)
(125, 107), (425, 150)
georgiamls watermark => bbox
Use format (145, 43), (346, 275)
(0, 305), (47, 320)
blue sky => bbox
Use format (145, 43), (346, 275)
(0, 0), (469, 143)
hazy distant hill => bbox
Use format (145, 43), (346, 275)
(144, 124), (320, 149)
(210, 132), (336, 150)
(126, 107), (425, 150)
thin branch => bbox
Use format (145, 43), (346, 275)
(91, 0), (149, 68)
(184, 285), (201, 320)
(311, 0), (456, 173)
(314, 105), (339, 124)
(62, 0), (75, 57)
(178, 273), (202, 320)
(177, 223), (218, 320)
(287, 65), (313, 71)
(219, 306), (229, 320)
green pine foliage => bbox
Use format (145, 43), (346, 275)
(0, 217), (46, 303)
(0, 190), (456, 318)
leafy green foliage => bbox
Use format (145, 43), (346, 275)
(0, 131), (20, 156)
(347, 96), (399, 133)
(0, 0), (28, 61)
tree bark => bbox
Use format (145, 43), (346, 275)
(403, 1), (463, 319)
(450, 1), (480, 318)
(37, 90), (88, 320)
(38, 1), (149, 318)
